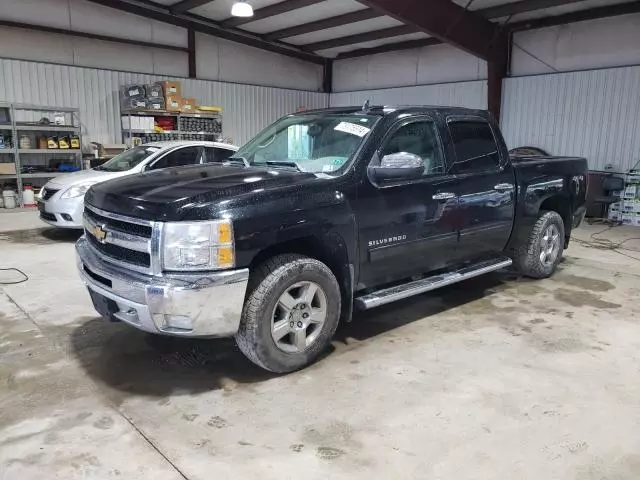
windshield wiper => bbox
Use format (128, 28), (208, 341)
(265, 161), (301, 171)
(94, 165), (117, 172)
(225, 156), (250, 167)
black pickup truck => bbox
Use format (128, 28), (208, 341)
(76, 106), (587, 372)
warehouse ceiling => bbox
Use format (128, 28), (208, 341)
(92, 0), (640, 62)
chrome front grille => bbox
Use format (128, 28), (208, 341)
(83, 204), (159, 275)
(41, 188), (59, 200)
(85, 207), (152, 238)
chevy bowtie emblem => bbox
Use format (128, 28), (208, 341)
(93, 224), (108, 243)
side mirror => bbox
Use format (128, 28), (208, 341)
(370, 152), (424, 182)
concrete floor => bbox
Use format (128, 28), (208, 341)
(2, 210), (640, 479)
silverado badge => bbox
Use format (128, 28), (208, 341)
(93, 224), (108, 243)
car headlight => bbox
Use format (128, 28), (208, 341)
(61, 183), (96, 199)
(162, 220), (235, 271)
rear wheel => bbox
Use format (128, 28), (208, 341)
(512, 210), (565, 278)
(236, 254), (341, 373)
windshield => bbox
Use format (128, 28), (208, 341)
(233, 113), (378, 175)
(95, 146), (161, 172)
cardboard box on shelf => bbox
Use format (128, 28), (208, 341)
(165, 95), (182, 112)
(621, 201), (640, 213)
(633, 214), (640, 227)
(91, 143), (127, 158)
(181, 98), (196, 112)
(146, 97), (165, 111)
(197, 105), (223, 113)
(607, 210), (620, 221)
(626, 172), (640, 184)
(0, 163), (17, 175)
(623, 185), (638, 199)
(610, 202), (621, 211)
(122, 84), (145, 99)
(160, 81), (181, 97)
(145, 83), (164, 99)
(621, 213), (635, 226)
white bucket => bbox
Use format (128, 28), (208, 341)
(2, 189), (17, 209)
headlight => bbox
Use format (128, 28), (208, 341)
(61, 183), (96, 199)
(162, 220), (235, 271)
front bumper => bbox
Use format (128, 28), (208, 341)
(76, 237), (249, 337)
(38, 195), (84, 229)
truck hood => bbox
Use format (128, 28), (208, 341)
(45, 168), (131, 189)
(85, 164), (318, 221)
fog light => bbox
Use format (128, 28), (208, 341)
(155, 314), (193, 331)
(62, 213), (73, 221)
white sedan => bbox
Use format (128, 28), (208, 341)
(38, 140), (238, 229)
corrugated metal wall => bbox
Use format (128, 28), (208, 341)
(502, 66), (640, 172)
(0, 58), (328, 147)
(330, 80), (488, 110)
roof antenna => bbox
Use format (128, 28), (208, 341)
(362, 99), (370, 111)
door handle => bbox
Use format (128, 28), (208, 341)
(432, 192), (457, 201)
(494, 183), (514, 192)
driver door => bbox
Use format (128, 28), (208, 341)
(356, 116), (461, 289)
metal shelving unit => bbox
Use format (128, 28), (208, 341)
(0, 102), (83, 206)
(16, 125), (81, 132)
(18, 149), (81, 154)
(0, 172), (68, 179)
(120, 109), (223, 145)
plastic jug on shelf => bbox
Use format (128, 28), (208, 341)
(2, 189), (17, 209)
(22, 184), (36, 207)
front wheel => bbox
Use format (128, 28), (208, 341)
(512, 210), (565, 278)
(235, 254), (341, 373)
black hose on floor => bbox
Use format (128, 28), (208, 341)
(0, 268), (29, 285)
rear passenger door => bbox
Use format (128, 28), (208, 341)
(446, 117), (515, 260)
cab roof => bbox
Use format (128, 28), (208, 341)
(142, 140), (238, 150)
(298, 105), (492, 120)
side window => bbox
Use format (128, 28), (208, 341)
(380, 120), (445, 176)
(204, 147), (236, 163)
(448, 120), (500, 174)
(151, 147), (202, 170)
(204, 147), (217, 163)
(216, 147), (235, 163)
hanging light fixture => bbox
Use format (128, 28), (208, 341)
(231, 1), (254, 17)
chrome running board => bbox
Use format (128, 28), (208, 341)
(355, 257), (512, 310)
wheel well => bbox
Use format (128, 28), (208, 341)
(249, 236), (350, 304)
(540, 196), (571, 236)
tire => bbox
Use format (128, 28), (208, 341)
(512, 210), (565, 279)
(235, 254), (341, 373)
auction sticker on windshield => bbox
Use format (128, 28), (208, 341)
(334, 122), (371, 137)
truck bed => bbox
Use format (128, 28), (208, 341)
(510, 155), (586, 166)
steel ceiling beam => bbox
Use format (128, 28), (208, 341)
(477, 0), (585, 19)
(169, 0), (214, 13)
(223, 0), (325, 27)
(509, 0), (640, 31)
(272, 0), (584, 44)
(85, 0), (325, 64)
(0, 19), (189, 53)
(331, 0), (640, 59)
(336, 37), (443, 59)
(265, 9), (383, 40)
(352, 0), (504, 61)
(187, 28), (197, 77)
(349, 0), (508, 120)
(303, 25), (417, 52)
